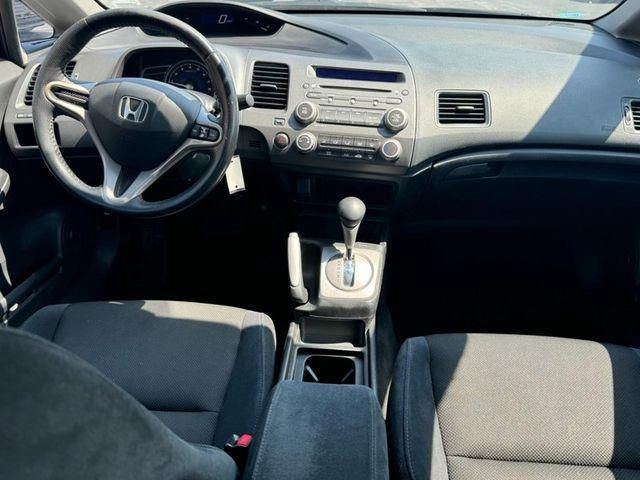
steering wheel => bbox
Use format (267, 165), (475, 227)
(33, 9), (239, 217)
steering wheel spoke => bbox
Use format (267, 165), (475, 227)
(99, 137), (218, 207)
(44, 80), (93, 122)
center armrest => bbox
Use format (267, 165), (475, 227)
(244, 380), (389, 480)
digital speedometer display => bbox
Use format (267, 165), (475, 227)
(165, 61), (214, 97)
(150, 5), (284, 37)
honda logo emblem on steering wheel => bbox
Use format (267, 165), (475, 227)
(119, 96), (149, 123)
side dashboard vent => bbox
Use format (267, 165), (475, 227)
(629, 100), (640, 131)
(24, 61), (77, 106)
(437, 91), (488, 125)
(250, 62), (289, 110)
(23, 65), (41, 106)
(64, 60), (77, 79)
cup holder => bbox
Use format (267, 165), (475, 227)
(302, 355), (357, 384)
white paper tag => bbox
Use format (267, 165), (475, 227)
(225, 155), (246, 194)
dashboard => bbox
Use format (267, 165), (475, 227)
(4, 0), (640, 213)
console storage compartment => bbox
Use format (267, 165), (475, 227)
(280, 320), (372, 386)
(245, 380), (388, 480)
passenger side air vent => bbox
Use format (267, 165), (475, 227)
(628, 100), (640, 131)
(64, 60), (77, 79)
(24, 61), (78, 106)
(437, 91), (489, 125)
(250, 62), (289, 110)
(23, 65), (41, 106)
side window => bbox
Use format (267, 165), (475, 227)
(12, 0), (54, 43)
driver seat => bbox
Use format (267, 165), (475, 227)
(20, 300), (276, 448)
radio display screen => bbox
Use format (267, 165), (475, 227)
(315, 67), (402, 83)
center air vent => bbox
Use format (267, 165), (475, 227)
(24, 61), (77, 106)
(437, 91), (489, 125)
(629, 100), (640, 131)
(250, 62), (289, 110)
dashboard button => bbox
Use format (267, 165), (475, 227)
(336, 110), (351, 124)
(350, 110), (366, 125)
(295, 101), (318, 125)
(318, 134), (331, 145)
(274, 132), (290, 149)
(306, 91), (323, 99)
(384, 108), (408, 132)
(342, 136), (354, 147)
(386, 97), (402, 105)
(295, 133), (317, 154)
(320, 108), (337, 122)
(354, 137), (367, 148)
(365, 111), (383, 127)
(366, 138), (380, 150)
(318, 148), (334, 157)
(329, 136), (342, 146)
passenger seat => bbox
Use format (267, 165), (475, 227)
(388, 334), (640, 480)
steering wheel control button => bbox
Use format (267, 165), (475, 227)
(295, 133), (317, 154)
(384, 108), (408, 132)
(380, 139), (402, 162)
(190, 122), (221, 143)
(207, 127), (220, 142)
(274, 132), (290, 149)
(191, 125), (210, 140)
(294, 101), (318, 125)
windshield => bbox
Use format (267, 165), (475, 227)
(99, 0), (624, 21)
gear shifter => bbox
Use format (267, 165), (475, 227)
(338, 197), (366, 261)
(335, 197), (366, 287)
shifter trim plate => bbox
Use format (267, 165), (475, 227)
(320, 243), (382, 300)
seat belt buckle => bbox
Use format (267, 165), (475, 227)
(224, 433), (253, 466)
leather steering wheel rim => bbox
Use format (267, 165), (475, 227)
(33, 8), (239, 217)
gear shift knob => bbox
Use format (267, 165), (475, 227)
(337, 197), (366, 260)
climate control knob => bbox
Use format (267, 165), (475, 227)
(294, 101), (318, 125)
(379, 139), (402, 162)
(295, 132), (317, 154)
(383, 108), (408, 132)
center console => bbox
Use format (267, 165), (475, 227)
(242, 50), (416, 173)
(244, 380), (388, 480)
(280, 196), (386, 392)
(272, 68), (415, 169)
